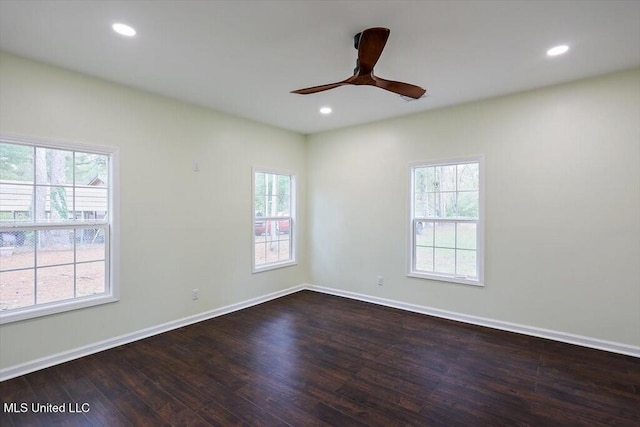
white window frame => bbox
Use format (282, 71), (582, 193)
(252, 167), (296, 273)
(408, 156), (484, 286)
(0, 134), (119, 324)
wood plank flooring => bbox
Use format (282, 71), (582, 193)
(1, 290), (639, 426)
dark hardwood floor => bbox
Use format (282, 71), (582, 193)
(1, 290), (639, 426)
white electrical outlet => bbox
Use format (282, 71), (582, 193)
(192, 289), (199, 300)
(377, 276), (383, 286)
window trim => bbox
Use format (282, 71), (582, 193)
(407, 155), (485, 286)
(0, 134), (119, 324)
(251, 166), (297, 273)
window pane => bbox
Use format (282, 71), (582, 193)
(414, 167), (432, 213)
(435, 165), (456, 192)
(254, 172), (265, 215)
(255, 172), (265, 192)
(74, 187), (108, 220)
(415, 221), (433, 245)
(76, 229), (105, 262)
(43, 185), (73, 222)
(36, 229), (74, 266)
(439, 192), (457, 218)
(434, 248), (455, 274)
(458, 163), (479, 191)
(75, 153), (108, 186)
(0, 143), (33, 182)
(425, 192), (436, 217)
(277, 175), (291, 214)
(264, 173), (278, 216)
(456, 250), (477, 277)
(277, 217), (291, 235)
(0, 230), (34, 270)
(414, 190), (427, 217)
(36, 264), (74, 304)
(255, 240), (267, 266)
(414, 167), (427, 190)
(254, 217), (266, 236)
(264, 219), (279, 238)
(415, 246), (434, 272)
(457, 191), (479, 218)
(0, 269), (34, 310)
(425, 167), (437, 192)
(434, 222), (455, 248)
(429, 192), (456, 218)
(456, 223), (477, 250)
(35, 147), (72, 185)
(0, 182), (33, 223)
(76, 261), (106, 297)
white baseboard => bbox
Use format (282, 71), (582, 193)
(2, 282), (637, 381)
(306, 285), (640, 358)
(0, 284), (305, 382)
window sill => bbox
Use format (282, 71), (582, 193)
(0, 294), (119, 325)
(253, 260), (297, 274)
(407, 271), (484, 287)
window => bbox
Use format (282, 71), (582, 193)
(409, 156), (484, 286)
(0, 135), (118, 323)
(253, 168), (296, 272)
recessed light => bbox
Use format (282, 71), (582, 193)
(547, 45), (569, 56)
(319, 107), (332, 115)
(112, 23), (136, 37)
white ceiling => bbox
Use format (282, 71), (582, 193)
(1, 0), (639, 135)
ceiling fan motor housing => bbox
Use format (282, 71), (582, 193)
(354, 32), (362, 49)
(353, 31), (363, 74)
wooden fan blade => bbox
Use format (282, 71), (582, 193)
(357, 27), (390, 75)
(373, 77), (426, 99)
(290, 80), (350, 95)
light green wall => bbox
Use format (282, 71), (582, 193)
(1, 51), (638, 371)
(0, 52), (309, 369)
(307, 68), (640, 346)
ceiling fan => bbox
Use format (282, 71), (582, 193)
(291, 27), (426, 100)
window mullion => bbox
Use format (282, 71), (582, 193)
(31, 145), (36, 225)
(432, 223), (436, 273)
(454, 222), (458, 275)
(72, 151), (75, 221)
(73, 228), (77, 298)
(34, 229), (39, 305)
